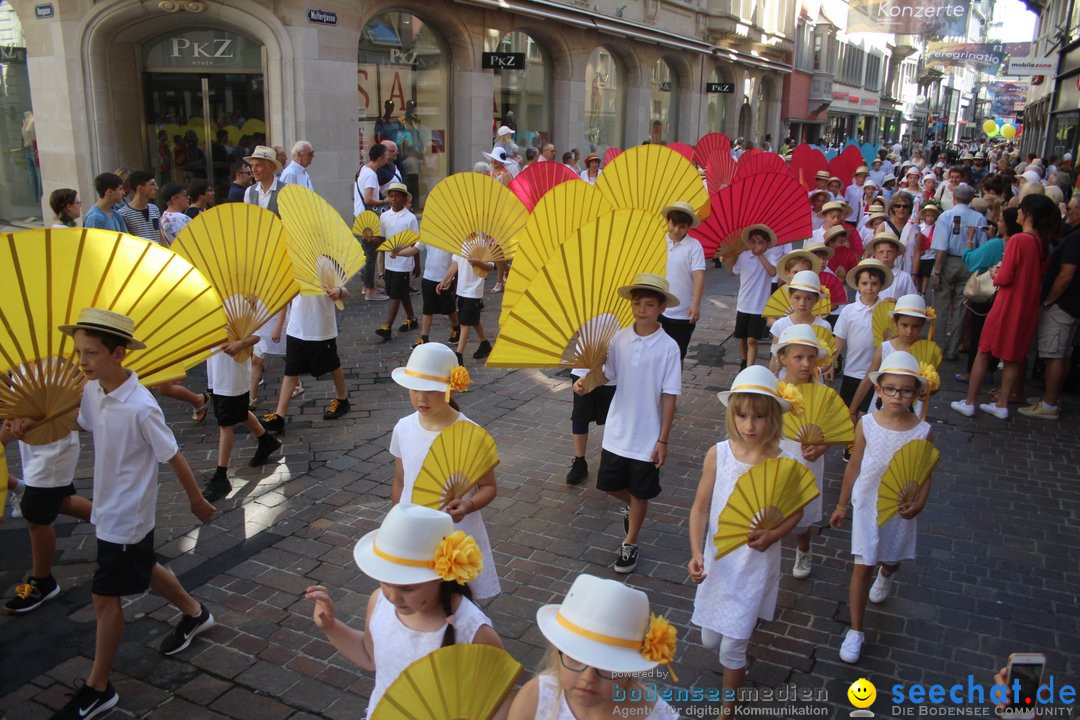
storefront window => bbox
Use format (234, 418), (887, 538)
(649, 59), (677, 144)
(487, 31), (551, 150)
(584, 47), (622, 156)
(0, 4), (39, 222)
(1049, 112), (1078, 164)
(708, 67), (730, 134)
(358, 12), (449, 210)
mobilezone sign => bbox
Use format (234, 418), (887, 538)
(847, 0), (971, 35)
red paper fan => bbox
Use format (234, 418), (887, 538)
(508, 162), (580, 212)
(690, 172), (813, 257)
(791, 145), (829, 192)
(733, 150), (790, 184)
(668, 142), (694, 162)
(819, 270), (847, 311)
(828, 145), (864, 187)
(603, 147), (622, 166)
(706, 154), (738, 193)
(694, 132), (732, 170)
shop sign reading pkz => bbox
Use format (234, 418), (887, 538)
(482, 52), (526, 70)
(170, 37), (235, 60)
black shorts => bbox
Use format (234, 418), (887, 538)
(571, 384), (616, 426)
(839, 374), (873, 414)
(212, 392), (249, 427)
(917, 260), (935, 279)
(734, 311), (766, 340)
(422, 278), (456, 316)
(92, 530), (157, 597)
(284, 335), (341, 377)
(20, 484), (77, 525)
(596, 449), (662, 500)
(385, 269), (412, 301)
(659, 316), (696, 360)
(457, 296), (485, 327)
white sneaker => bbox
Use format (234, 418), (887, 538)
(978, 403), (1008, 420)
(869, 571), (894, 603)
(950, 400), (975, 417)
(840, 629), (865, 663)
(792, 549), (812, 579)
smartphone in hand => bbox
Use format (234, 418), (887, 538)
(1005, 653), (1046, 720)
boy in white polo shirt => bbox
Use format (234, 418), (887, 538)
(869, 232), (919, 301)
(835, 259), (892, 441)
(574, 273), (681, 574)
(731, 225), (778, 369)
(374, 183), (420, 341)
(403, 236), (460, 348)
(659, 201), (706, 362)
(439, 253), (494, 364)
(11, 308), (217, 719)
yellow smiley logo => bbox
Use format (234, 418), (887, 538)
(848, 678), (877, 708)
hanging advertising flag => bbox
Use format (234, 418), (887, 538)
(847, 0), (970, 35)
(988, 81), (1030, 117)
(1006, 55), (1055, 76)
(924, 42), (1009, 74)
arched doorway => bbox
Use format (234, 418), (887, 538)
(738, 101), (752, 140)
(649, 58), (677, 144)
(708, 66), (732, 134)
(487, 30), (551, 150)
(584, 47), (623, 156)
(358, 11), (450, 209)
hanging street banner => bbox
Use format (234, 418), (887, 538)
(1006, 55), (1055, 75)
(988, 80), (1029, 117)
(847, 0), (970, 35)
(924, 42), (1031, 75)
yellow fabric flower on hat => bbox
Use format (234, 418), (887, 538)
(449, 365), (471, 393)
(433, 530), (483, 584)
(776, 381), (804, 416)
(924, 307), (937, 320)
(641, 613), (679, 682)
(919, 363), (940, 395)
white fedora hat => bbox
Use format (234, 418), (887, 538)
(717, 365), (793, 412)
(772, 323), (824, 358)
(869, 350), (927, 390)
(392, 343), (463, 393)
(353, 504), (480, 585)
(893, 293), (930, 319)
(786, 269), (823, 296)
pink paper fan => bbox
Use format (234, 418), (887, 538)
(668, 142), (694, 162)
(694, 132), (732, 170)
(732, 150), (790, 184)
(828, 145), (865, 187)
(705, 154), (738, 193)
(508, 161), (580, 212)
(689, 172), (813, 257)
(791, 145), (829, 192)
(603, 147), (623, 166)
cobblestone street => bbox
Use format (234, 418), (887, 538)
(2, 268), (1078, 719)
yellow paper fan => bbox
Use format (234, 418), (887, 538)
(782, 384), (854, 446)
(762, 286), (831, 319)
(377, 229), (420, 253)
(595, 145), (711, 221)
(371, 644), (522, 720)
(872, 299), (898, 345)
(713, 457), (818, 560)
(419, 173), (528, 274)
(877, 439), (939, 526)
(412, 422), (499, 510)
(171, 204), (299, 363)
(909, 339), (943, 369)
(812, 325), (837, 369)
(501, 181), (613, 316)
(352, 210), (382, 241)
(486, 209), (667, 372)
(278, 185), (366, 310)
(0, 228), (227, 445)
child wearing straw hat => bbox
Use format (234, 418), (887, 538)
(658, 201), (706, 361)
(835, 259), (892, 425)
(870, 232), (920, 301)
(810, 199), (850, 246)
(805, 241), (847, 323)
(507, 574), (678, 719)
(306, 504), (504, 718)
(829, 350), (935, 664)
(914, 199), (943, 294)
(730, 225), (778, 369)
(388, 343), (501, 598)
(767, 270), (833, 380)
(688, 366), (805, 715)
(374, 182), (420, 342)
(574, 273), (681, 574)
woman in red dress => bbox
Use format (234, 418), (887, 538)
(953, 194), (1058, 420)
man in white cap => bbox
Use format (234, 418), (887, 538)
(278, 140), (315, 190)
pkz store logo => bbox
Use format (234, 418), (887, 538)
(169, 37), (234, 60)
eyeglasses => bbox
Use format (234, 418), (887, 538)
(559, 652), (618, 680)
(879, 385), (917, 398)
(893, 204), (913, 210)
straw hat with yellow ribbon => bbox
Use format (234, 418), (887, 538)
(391, 342), (471, 402)
(537, 573), (678, 680)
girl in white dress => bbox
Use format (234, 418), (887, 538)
(306, 504), (504, 719)
(507, 574), (678, 720)
(389, 343), (501, 598)
(688, 366), (805, 717)
(767, 270), (833, 383)
(829, 351), (935, 664)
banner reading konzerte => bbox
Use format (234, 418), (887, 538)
(847, 0), (970, 35)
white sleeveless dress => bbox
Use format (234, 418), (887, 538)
(389, 411), (501, 599)
(850, 413), (930, 565)
(365, 591), (493, 718)
(781, 438), (822, 529)
(533, 675), (678, 719)
(691, 441), (800, 640)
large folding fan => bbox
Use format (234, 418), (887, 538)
(412, 422), (499, 510)
(500, 181), (613, 317)
(690, 172), (812, 258)
(713, 457), (818, 560)
(909, 338), (943, 368)
(352, 210), (382, 241)
(171, 204), (299, 363)
(377, 229), (420, 254)
(278, 185), (365, 310)
(595, 145), (711, 221)
(877, 439), (939, 526)
(813, 324), (838, 368)
(487, 208), (667, 374)
(668, 142), (695, 162)
(782, 384), (854, 446)
(693, 132), (732, 170)
(828, 145), (865, 186)
(732, 149), (790, 184)
(370, 644), (522, 720)
(603, 146), (623, 166)
(0, 228), (227, 445)
(762, 286), (831, 319)
(872, 300), (898, 345)
(705, 154), (739, 194)
(790, 145), (829, 192)
(419, 172), (529, 276)
(507, 161), (579, 211)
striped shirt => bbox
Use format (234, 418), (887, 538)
(117, 203), (162, 245)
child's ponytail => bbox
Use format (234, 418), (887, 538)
(439, 581), (474, 647)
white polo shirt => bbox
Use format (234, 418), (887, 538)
(19, 432), (80, 489)
(381, 207), (419, 273)
(287, 294), (337, 341)
(77, 371), (179, 545)
(418, 243), (453, 283)
(834, 299), (879, 380)
(601, 326), (682, 462)
(453, 254), (488, 299)
(879, 268), (918, 302)
(662, 235), (706, 321)
(733, 250), (773, 314)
